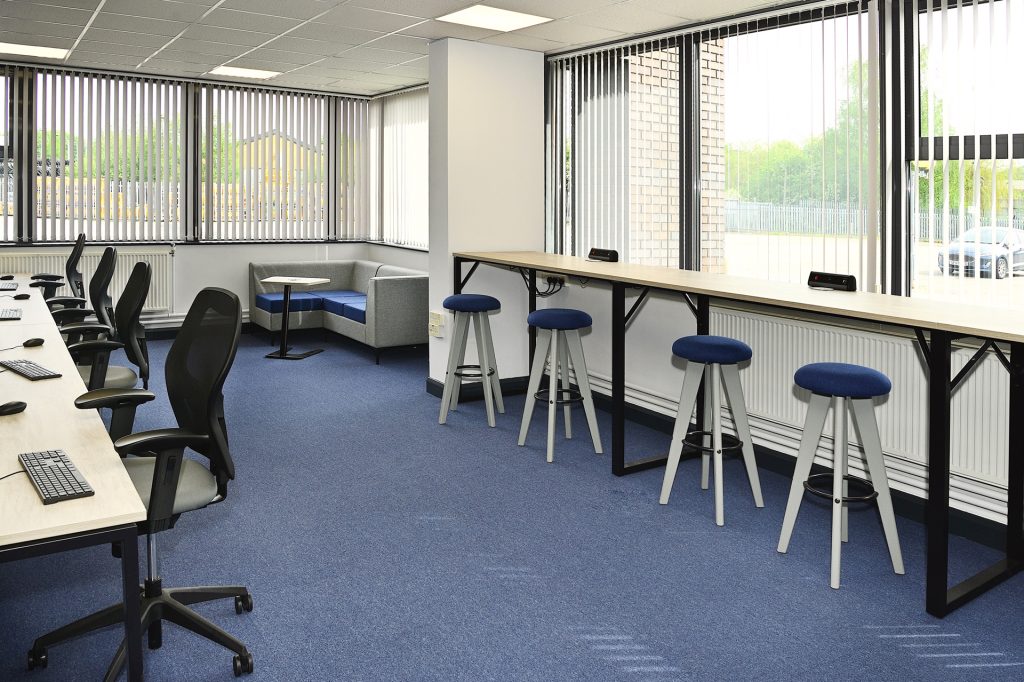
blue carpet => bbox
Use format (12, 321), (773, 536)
(1, 330), (1023, 681)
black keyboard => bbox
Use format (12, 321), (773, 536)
(19, 450), (94, 505)
(0, 308), (22, 320)
(0, 282), (16, 291)
(0, 359), (61, 380)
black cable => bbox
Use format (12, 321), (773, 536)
(0, 470), (26, 482)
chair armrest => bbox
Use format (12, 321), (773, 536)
(52, 307), (94, 324)
(60, 321), (112, 337)
(47, 296), (87, 310)
(66, 339), (123, 357)
(31, 273), (64, 281)
(75, 388), (156, 411)
(114, 428), (210, 457)
(365, 276), (429, 348)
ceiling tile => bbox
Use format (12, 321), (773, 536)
(364, 33), (431, 55)
(69, 50), (144, 67)
(92, 12), (189, 37)
(480, 33), (565, 53)
(486, 0), (622, 21)
(75, 40), (157, 58)
(6, 0), (102, 9)
(574, 4), (688, 34)
(338, 46), (423, 65)
(220, 0), (335, 21)
(200, 9), (303, 35)
(167, 37), (248, 58)
(0, 17), (87, 39)
(316, 5), (425, 33)
(289, 22), (385, 45)
(400, 20), (499, 41)
(260, 36), (345, 56)
(0, 2), (94, 25)
(517, 19), (622, 45)
(272, 73), (340, 89)
(182, 24), (275, 47)
(329, 80), (376, 95)
(158, 48), (243, 65)
(81, 27), (173, 48)
(241, 48), (324, 68)
(347, 1), (467, 19)
(100, 0), (210, 23)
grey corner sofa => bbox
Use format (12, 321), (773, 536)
(249, 260), (428, 361)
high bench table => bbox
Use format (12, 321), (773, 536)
(453, 250), (1024, 618)
(0, 276), (147, 680)
(261, 276), (330, 360)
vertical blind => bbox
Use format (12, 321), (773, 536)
(34, 70), (185, 242)
(546, 40), (681, 266)
(371, 88), (428, 249)
(1, 66), (15, 243)
(338, 97), (372, 241)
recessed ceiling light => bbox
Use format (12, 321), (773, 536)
(209, 66), (280, 80)
(0, 42), (69, 59)
(437, 4), (551, 32)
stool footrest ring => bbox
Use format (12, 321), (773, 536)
(682, 430), (742, 454)
(454, 364), (495, 379)
(803, 473), (878, 502)
(534, 388), (584, 405)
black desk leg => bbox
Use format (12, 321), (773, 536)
(119, 529), (143, 682)
(266, 284), (322, 360)
(528, 269), (537, 365)
(454, 257), (464, 295)
(612, 282), (626, 475)
(1007, 342), (1024, 563)
(925, 331), (952, 616)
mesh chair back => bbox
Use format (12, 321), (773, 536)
(114, 261), (151, 386)
(166, 288), (242, 488)
(90, 246), (117, 331)
(65, 233), (86, 299)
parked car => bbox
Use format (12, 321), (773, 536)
(938, 227), (1024, 279)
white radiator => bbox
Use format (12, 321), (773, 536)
(0, 247), (174, 313)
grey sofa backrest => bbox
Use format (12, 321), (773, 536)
(351, 261), (384, 294)
(248, 260), (356, 312)
(376, 265), (425, 278)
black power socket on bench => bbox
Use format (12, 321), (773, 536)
(807, 271), (857, 291)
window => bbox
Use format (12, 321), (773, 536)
(700, 6), (878, 286)
(371, 88), (428, 249)
(1, 66), (15, 242)
(200, 86), (330, 241)
(33, 71), (185, 242)
(546, 40), (681, 266)
(909, 0), (1024, 304)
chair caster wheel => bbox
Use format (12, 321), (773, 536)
(234, 594), (253, 614)
(27, 648), (48, 670)
(233, 652), (254, 676)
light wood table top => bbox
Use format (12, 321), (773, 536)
(455, 251), (1024, 344)
(260, 276), (330, 286)
(0, 277), (146, 548)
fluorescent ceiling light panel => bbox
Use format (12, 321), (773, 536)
(437, 4), (551, 32)
(0, 42), (68, 59)
(209, 66), (280, 80)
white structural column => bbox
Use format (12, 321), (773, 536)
(428, 39), (545, 386)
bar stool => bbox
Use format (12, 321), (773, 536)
(518, 308), (602, 463)
(438, 294), (505, 427)
(659, 335), (764, 526)
(777, 362), (905, 589)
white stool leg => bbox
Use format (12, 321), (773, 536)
(711, 364), (725, 526)
(558, 331), (572, 439)
(439, 312), (469, 424)
(546, 328), (560, 463)
(720, 363), (764, 508)
(660, 361), (704, 504)
(700, 364), (713, 490)
(518, 329), (551, 446)
(564, 330), (602, 454)
(480, 313), (505, 414)
(450, 313), (472, 412)
(778, 393), (831, 553)
(473, 313), (497, 428)
(851, 398), (905, 575)
(831, 397), (847, 589)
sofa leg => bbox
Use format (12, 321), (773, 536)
(375, 349), (381, 365)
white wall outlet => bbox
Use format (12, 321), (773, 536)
(428, 310), (445, 338)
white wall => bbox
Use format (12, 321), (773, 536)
(428, 39), (545, 382)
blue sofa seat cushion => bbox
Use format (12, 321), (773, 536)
(527, 308), (592, 330)
(341, 301), (366, 324)
(255, 291), (324, 314)
(320, 292), (367, 316)
(672, 335), (752, 365)
(794, 362), (892, 399)
(312, 289), (363, 300)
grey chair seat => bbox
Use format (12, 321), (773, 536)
(123, 457), (219, 515)
(78, 364), (138, 389)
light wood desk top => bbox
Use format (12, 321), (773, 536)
(0, 278), (145, 548)
(455, 251), (1024, 344)
(260, 276), (330, 286)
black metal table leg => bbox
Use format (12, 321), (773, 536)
(528, 269), (537, 365)
(266, 283), (322, 360)
(119, 527), (143, 682)
(925, 331), (952, 616)
(1008, 342), (1024, 564)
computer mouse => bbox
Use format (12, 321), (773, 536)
(0, 275), (12, 280)
(23, 338), (44, 348)
(0, 401), (27, 416)
(14, 293), (30, 300)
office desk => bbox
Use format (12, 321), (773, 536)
(0, 277), (147, 680)
(453, 250), (1023, 618)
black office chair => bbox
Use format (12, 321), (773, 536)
(65, 261), (152, 393)
(45, 233), (88, 310)
(52, 246), (116, 343)
(30, 288), (253, 680)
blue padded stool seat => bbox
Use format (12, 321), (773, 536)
(443, 294), (500, 313)
(671, 335), (752, 365)
(527, 308), (592, 330)
(795, 362), (891, 399)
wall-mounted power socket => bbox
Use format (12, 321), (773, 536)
(428, 310), (445, 338)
